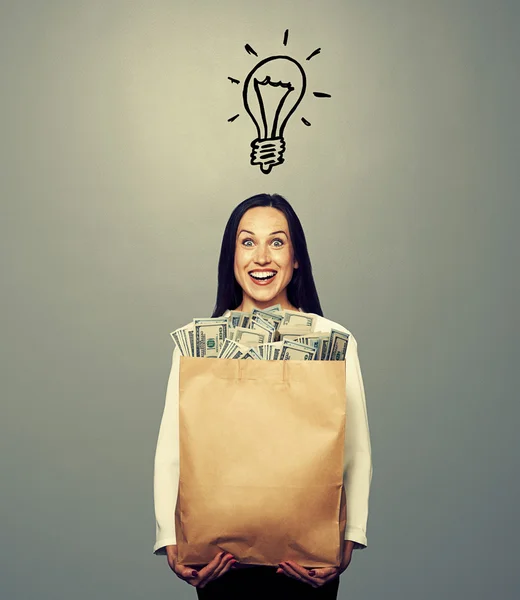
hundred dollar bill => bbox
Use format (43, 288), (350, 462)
(251, 308), (284, 331)
(327, 329), (350, 360)
(217, 338), (244, 359)
(278, 325), (314, 341)
(319, 337), (330, 361)
(194, 317), (228, 358)
(170, 327), (188, 356)
(223, 339), (250, 359)
(260, 341), (283, 360)
(264, 304), (283, 312)
(293, 333), (329, 360)
(256, 343), (270, 360)
(281, 310), (316, 330)
(242, 347), (262, 360)
(279, 339), (316, 361)
(217, 338), (233, 359)
(170, 323), (195, 356)
(233, 326), (266, 346)
(183, 323), (195, 357)
(229, 310), (245, 328)
(250, 316), (275, 342)
(229, 310), (252, 328)
(254, 342), (265, 359)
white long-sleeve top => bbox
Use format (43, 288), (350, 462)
(153, 312), (373, 555)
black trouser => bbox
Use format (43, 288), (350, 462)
(196, 566), (340, 600)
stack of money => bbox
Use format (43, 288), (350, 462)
(170, 305), (350, 361)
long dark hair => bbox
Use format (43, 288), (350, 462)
(211, 193), (324, 317)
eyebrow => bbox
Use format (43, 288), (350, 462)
(238, 229), (288, 236)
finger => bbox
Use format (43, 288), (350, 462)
(279, 562), (319, 588)
(313, 570), (341, 586)
(277, 563), (302, 583)
(200, 556), (236, 588)
(198, 553), (233, 587)
(281, 563), (317, 587)
(198, 559), (233, 589)
(312, 567), (339, 579)
(197, 551), (227, 580)
(202, 554), (234, 585)
(285, 561), (320, 583)
(175, 564), (199, 581)
(323, 573), (341, 584)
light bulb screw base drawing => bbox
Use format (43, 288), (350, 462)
(250, 136), (286, 174)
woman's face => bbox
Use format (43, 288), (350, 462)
(234, 207), (299, 311)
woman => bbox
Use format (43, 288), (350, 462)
(153, 193), (373, 599)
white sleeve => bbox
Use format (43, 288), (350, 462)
(152, 347), (181, 555)
(343, 336), (373, 549)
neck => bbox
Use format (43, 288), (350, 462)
(236, 296), (299, 313)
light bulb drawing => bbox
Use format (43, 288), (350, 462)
(228, 30), (331, 174)
(242, 56), (306, 174)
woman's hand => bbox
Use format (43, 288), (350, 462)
(276, 541), (354, 588)
(165, 545), (237, 588)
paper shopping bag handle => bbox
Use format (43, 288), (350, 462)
(235, 358), (289, 382)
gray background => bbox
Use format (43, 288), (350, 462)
(2, 1), (518, 599)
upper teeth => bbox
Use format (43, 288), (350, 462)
(250, 271), (276, 279)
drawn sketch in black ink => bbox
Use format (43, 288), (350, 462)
(228, 29), (331, 174)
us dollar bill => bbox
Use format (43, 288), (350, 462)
(170, 327), (188, 356)
(229, 310), (250, 328)
(319, 337), (330, 361)
(194, 317), (228, 358)
(250, 316), (275, 342)
(277, 325), (314, 342)
(170, 323), (195, 356)
(217, 338), (248, 359)
(281, 310), (316, 330)
(327, 329), (350, 360)
(279, 339), (316, 361)
(232, 326), (266, 346)
(251, 308), (284, 332)
(267, 341), (283, 360)
(171, 312), (349, 362)
(228, 310), (245, 327)
(293, 333), (329, 360)
(184, 323), (195, 357)
(264, 304), (283, 313)
(241, 347), (263, 360)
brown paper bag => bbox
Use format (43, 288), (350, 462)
(175, 356), (347, 568)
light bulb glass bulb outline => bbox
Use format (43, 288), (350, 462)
(242, 55), (307, 141)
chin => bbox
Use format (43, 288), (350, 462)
(248, 290), (279, 303)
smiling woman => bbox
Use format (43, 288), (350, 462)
(233, 207), (299, 311)
(153, 193), (373, 600)
(212, 194), (323, 317)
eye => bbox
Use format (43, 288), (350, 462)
(271, 238), (284, 247)
(241, 238), (254, 247)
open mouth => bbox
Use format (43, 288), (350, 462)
(249, 270), (277, 282)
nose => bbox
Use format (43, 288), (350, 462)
(253, 242), (271, 265)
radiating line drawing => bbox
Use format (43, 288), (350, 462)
(244, 44), (258, 57)
(306, 48), (321, 61)
(227, 30), (331, 174)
